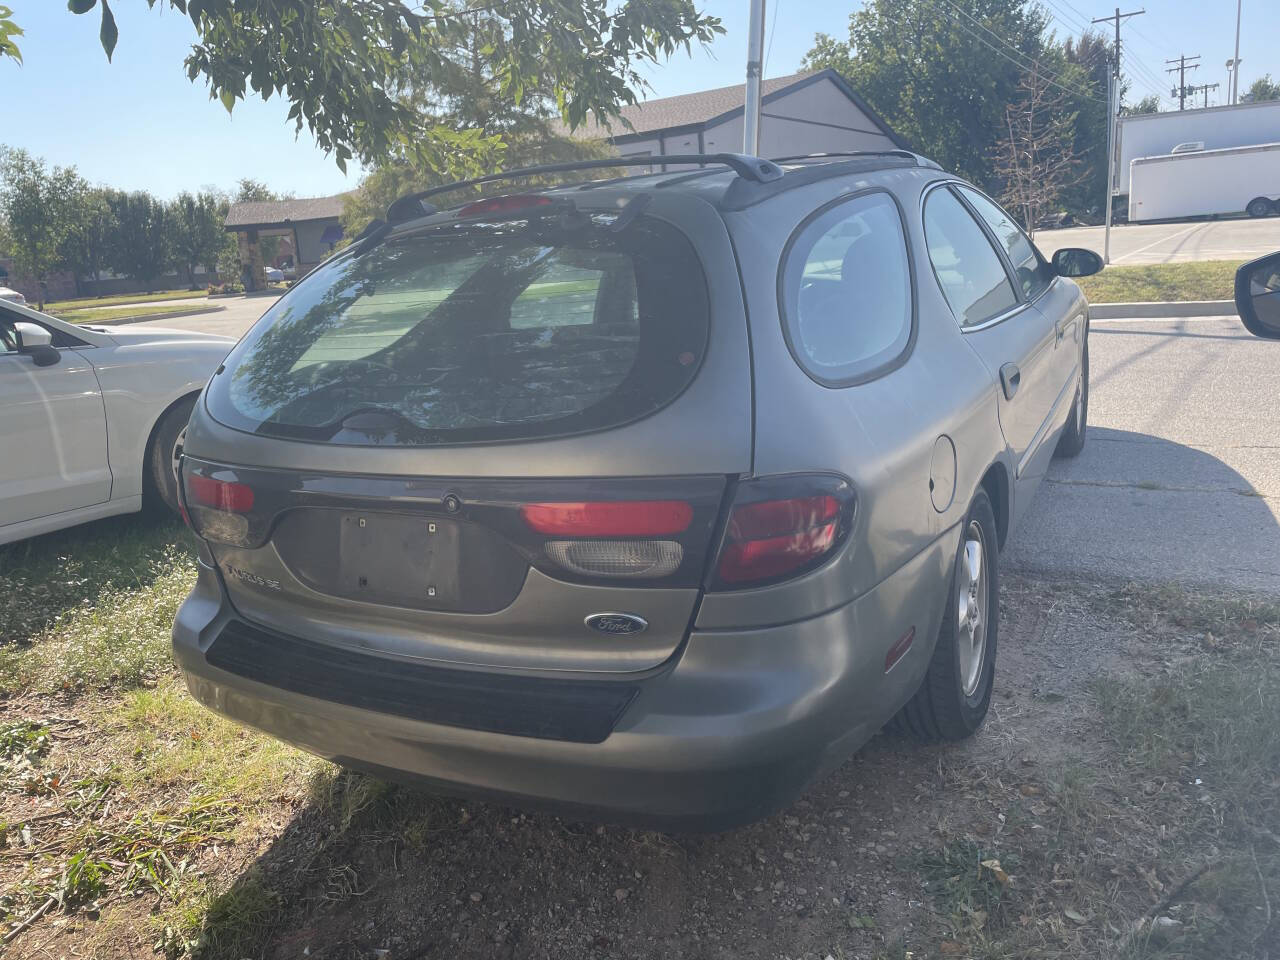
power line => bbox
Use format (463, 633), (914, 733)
(922, 0), (1107, 104)
(762, 0), (781, 77)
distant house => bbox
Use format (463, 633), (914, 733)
(571, 68), (906, 164)
(224, 195), (346, 291)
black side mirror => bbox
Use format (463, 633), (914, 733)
(1234, 252), (1280, 340)
(1051, 247), (1104, 278)
(13, 320), (60, 367)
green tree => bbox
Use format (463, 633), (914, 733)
(342, 6), (611, 234)
(0, 147), (81, 309)
(1123, 94), (1162, 115)
(1057, 31), (1115, 220)
(169, 191), (225, 288)
(60, 183), (118, 298)
(42, 1), (720, 175)
(803, 0), (1066, 185)
(107, 191), (173, 292)
(1245, 75), (1280, 102)
(0, 5), (21, 63)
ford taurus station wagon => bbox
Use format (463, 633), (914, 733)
(173, 152), (1102, 829)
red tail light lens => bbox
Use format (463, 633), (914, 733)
(459, 194), (555, 218)
(712, 477), (853, 588)
(520, 500), (693, 537)
(186, 474), (255, 513)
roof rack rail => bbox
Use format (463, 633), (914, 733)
(385, 153), (785, 223)
(770, 150), (940, 170)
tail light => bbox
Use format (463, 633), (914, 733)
(710, 475), (855, 589)
(459, 194), (555, 218)
(183, 472), (257, 546)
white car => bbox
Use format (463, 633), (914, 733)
(265, 266), (285, 283)
(0, 302), (233, 545)
(0, 286), (27, 305)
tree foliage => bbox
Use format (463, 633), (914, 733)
(0, 147), (82, 308)
(0, 5), (21, 63)
(170, 191), (225, 287)
(1123, 95), (1162, 116)
(1246, 75), (1280, 102)
(55, 0), (720, 174)
(59, 184), (118, 297)
(993, 63), (1084, 231)
(107, 191), (173, 291)
(341, 5), (612, 235)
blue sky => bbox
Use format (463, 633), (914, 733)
(1, 0), (1274, 199)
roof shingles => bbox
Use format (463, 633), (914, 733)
(224, 195), (347, 229)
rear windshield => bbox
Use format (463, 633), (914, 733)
(205, 212), (709, 446)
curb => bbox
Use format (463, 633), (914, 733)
(93, 305), (226, 327)
(1089, 299), (1234, 319)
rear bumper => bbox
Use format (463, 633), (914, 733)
(173, 533), (951, 830)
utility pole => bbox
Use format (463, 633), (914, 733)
(1231, 0), (1242, 104)
(1189, 82), (1220, 109)
(743, 0), (766, 155)
(1166, 54), (1201, 110)
(1092, 6), (1144, 265)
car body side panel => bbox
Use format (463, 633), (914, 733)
(81, 328), (232, 501)
(699, 166), (1006, 631)
(0, 346), (111, 527)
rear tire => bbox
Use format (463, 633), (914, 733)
(1055, 339), (1088, 458)
(1247, 197), (1274, 219)
(892, 489), (998, 742)
(145, 396), (196, 516)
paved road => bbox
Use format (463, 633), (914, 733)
(1035, 218), (1280, 265)
(134, 293), (279, 340)
(1005, 314), (1280, 593)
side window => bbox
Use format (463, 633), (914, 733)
(958, 186), (1054, 300)
(779, 191), (913, 384)
(923, 187), (1019, 327)
(0, 319), (15, 353)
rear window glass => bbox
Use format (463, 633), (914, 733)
(205, 213), (709, 445)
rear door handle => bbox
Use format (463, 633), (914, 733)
(999, 362), (1021, 400)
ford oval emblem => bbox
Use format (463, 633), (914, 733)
(585, 612), (648, 636)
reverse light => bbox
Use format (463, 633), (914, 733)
(712, 477), (854, 588)
(458, 194), (555, 218)
(544, 540), (683, 579)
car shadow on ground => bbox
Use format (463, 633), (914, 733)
(1006, 426), (1280, 594)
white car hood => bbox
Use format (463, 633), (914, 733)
(102, 325), (235, 346)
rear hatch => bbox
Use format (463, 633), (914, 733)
(183, 188), (752, 674)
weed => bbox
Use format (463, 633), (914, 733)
(917, 838), (1018, 932)
(57, 849), (110, 909)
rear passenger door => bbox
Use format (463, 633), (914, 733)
(921, 183), (1059, 494)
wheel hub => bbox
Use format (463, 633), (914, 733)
(956, 520), (987, 697)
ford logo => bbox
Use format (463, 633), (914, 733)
(585, 613), (648, 635)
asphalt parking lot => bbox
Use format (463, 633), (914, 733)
(1034, 217), (1280, 265)
(1006, 313), (1280, 593)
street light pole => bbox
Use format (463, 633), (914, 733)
(743, 0), (766, 155)
(1231, 0), (1242, 104)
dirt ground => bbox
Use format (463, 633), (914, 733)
(5, 566), (1276, 960)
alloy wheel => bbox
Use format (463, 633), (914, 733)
(956, 519), (988, 697)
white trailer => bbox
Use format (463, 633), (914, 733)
(1116, 100), (1280, 194)
(1127, 142), (1280, 222)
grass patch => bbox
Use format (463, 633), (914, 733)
(1075, 259), (1242, 304)
(0, 516), (197, 694)
(43, 289), (206, 312)
(53, 304), (216, 325)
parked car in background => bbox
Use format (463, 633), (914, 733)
(264, 266), (285, 283)
(0, 286), (27, 305)
(173, 152), (1102, 829)
(0, 303), (233, 545)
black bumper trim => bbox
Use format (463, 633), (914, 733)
(205, 620), (638, 744)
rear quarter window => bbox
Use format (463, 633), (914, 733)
(778, 190), (914, 386)
(204, 213), (710, 446)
